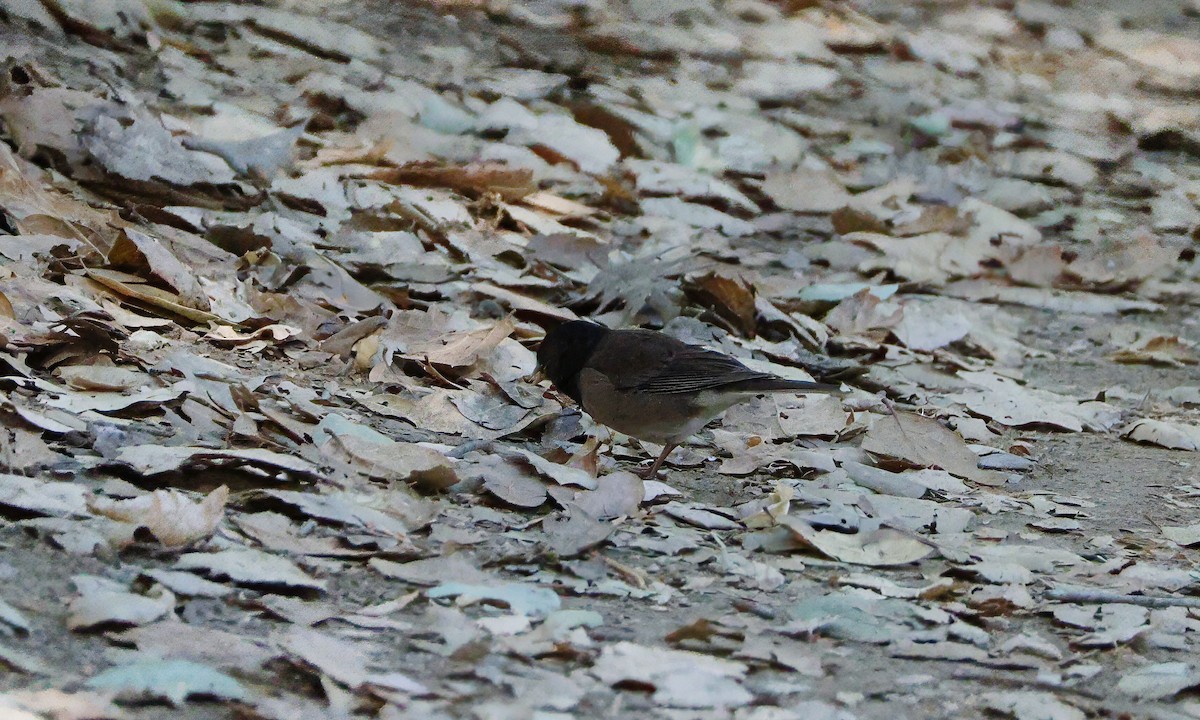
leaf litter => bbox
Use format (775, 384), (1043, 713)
(0, 0), (1199, 718)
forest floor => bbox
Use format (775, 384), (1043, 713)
(1, 0), (1200, 719)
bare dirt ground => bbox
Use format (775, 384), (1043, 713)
(1, 0), (1200, 719)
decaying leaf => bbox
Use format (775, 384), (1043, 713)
(325, 433), (458, 491)
(1122, 419), (1200, 451)
(548, 471), (643, 519)
(85, 660), (247, 707)
(862, 411), (998, 484)
(591, 641), (752, 709)
(541, 503), (614, 557)
(67, 576), (176, 632)
(427, 581), (561, 618)
(113, 446), (322, 479)
(370, 162), (536, 201)
(88, 486), (228, 548)
(1109, 335), (1200, 366)
(782, 518), (936, 566)
(175, 549), (326, 593)
(0, 690), (125, 720)
(3, 0), (1199, 711)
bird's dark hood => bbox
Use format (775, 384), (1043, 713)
(536, 320), (609, 404)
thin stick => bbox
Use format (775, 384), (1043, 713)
(600, 554), (648, 590)
(949, 669), (1104, 700)
(1045, 588), (1200, 609)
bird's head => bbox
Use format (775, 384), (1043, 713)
(533, 320), (609, 403)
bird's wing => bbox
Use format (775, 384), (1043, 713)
(588, 330), (775, 395)
(635, 346), (776, 394)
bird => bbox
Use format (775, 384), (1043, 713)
(534, 320), (842, 478)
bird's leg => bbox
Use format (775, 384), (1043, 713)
(640, 443), (676, 479)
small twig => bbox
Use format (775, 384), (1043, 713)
(1142, 512), (1165, 533)
(599, 554), (648, 590)
(949, 669), (1105, 700)
(422, 357), (467, 389)
(448, 439), (493, 458)
(1058, 646), (1106, 668)
(881, 396), (920, 450)
(1045, 588), (1200, 609)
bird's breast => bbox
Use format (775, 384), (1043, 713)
(576, 369), (746, 444)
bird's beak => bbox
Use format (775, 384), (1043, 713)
(524, 367), (547, 385)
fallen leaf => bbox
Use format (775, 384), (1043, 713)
(330, 434), (458, 491)
(591, 641), (752, 709)
(782, 518), (935, 566)
(1117, 662), (1200, 701)
(0, 689), (125, 720)
(427, 581), (561, 618)
(277, 626), (371, 688)
(88, 486), (227, 548)
(370, 161), (536, 201)
(113, 445), (321, 479)
(175, 549), (325, 593)
(549, 471), (643, 519)
(112, 620), (275, 673)
(862, 411), (994, 483)
(1162, 523), (1200, 547)
(1122, 418), (1200, 451)
(85, 660), (246, 707)
(55, 365), (147, 392)
(1109, 335), (1200, 366)
(369, 554), (497, 586)
(542, 504), (613, 557)
(0, 474), (89, 517)
(67, 576), (175, 632)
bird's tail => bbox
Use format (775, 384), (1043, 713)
(722, 376), (843, 394)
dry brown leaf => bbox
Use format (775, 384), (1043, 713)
(1121, 418), (1200, 451)
(519, 191), (598, 218)
(831, 207), (888, 234)
(1007, 245), (1067, 288)
(471, 456), (549, 508)
(422, 317), (515, 369)
(68, 577), (176, 631)
(761, 167), (850, 214)
(303, 139), (393, 168)
(277, 626), (371, 689)
(547, 470), (643, 519)
(175, 549), (325, 592)
(370, 161), (536, 201)
(862, 411), (996, 483)
(1109, 335), (1200, 366)
(331, 434), (458, 491)
(88, 486), (229, 548)
(892, 205), (969, 237)
(471, 283), (579, 322)
(0, 689), (125, 720)
(542, 503), (613, 557)
(112, 621), (275, 673)
(951, 370), (1121, 432)
(687, 272), (757, 337)
(824, 288), (902, 339)
(781, 518), (935, 566)
(56, 365), (147, 392)
(205, 324), (303, 350)
(85, 269), (225, 326)
(1065, 234), (1178, 291)
(107, 229), (207, 307)
(114, 445), (321, 478)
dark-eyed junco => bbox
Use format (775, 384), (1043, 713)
(535, 321), (841, 478)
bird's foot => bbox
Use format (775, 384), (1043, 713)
(636, 465), (660, 480)
(638, 443), (676, 480)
